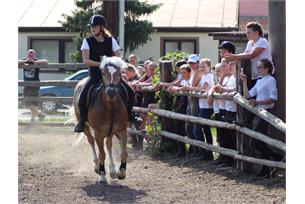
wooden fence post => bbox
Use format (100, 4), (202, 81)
(159, 60), (176, 150)
(236, 59), (255, 173)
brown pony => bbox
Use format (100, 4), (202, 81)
(73, 56), (128, 184)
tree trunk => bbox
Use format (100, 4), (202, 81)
(268, 0), (286, 142)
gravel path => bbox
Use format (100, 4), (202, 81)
(19, 125), (285, 204)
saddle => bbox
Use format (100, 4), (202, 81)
(86, 81), (130, 109)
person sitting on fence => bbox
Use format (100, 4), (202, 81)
(214, 61), (237, 167)
(207, 63), (226, 164)
(182, 58), (215, 160)
(154, 60), (186, 91)
(74, 15), (142, 133)
(167, 64), (191, 157)
(19, 49), (48, 122)
(240, 58), (282, 177)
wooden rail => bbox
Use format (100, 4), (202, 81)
(18, 62), (88, 70)
(126, 128), (285, 169)
(132, 107), (286, 152)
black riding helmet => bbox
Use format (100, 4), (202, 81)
(87, 15), (107, 27)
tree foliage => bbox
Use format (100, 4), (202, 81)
(60, 0), (161, 62)
(124, 1), (161, 52)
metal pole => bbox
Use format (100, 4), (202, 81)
(119, 0), (125, 55)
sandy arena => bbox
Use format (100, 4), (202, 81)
(19, 124), (285, 204)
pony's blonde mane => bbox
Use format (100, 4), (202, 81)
(100, 56), (127, 70)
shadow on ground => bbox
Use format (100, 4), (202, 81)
(82, 181), (147, 203)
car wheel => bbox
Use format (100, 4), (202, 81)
(41, 100), (57, 114)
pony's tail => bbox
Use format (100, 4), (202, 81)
(64, 105), (85, 148)
(64, 105), (77, 127)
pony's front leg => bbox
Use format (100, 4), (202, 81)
(94, 131), (107, 184)
(106, 136), (116, 179)
(117, 130), (128, 180)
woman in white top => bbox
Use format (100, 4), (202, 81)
(240, 58), (281, 176)
(183, 58), (215, 160)
(225, 21), (272, 89)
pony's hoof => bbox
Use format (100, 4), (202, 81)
(117, 169), (126, 180)
(110, 172), (117, 179)
(94, 168), (100, 175)
(97, 179), (107, 185)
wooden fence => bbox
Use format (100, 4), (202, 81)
(18, 62), (286, 172)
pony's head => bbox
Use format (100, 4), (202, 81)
(100, 56), (127, 100)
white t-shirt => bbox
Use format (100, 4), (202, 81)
(180, 79), (189, 86)
(213, 99), (220, 113)
(245, 37), (272, 80)
(198, 73), (214, 109)
(218, 77), (229, 110)
(80, 37), (120, 52)
(249, 74), (277, 109)
(224, 75), (237, 112)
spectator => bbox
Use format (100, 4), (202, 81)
(133, 60), (152, 84)
(154, 60), (186, 90)
(183, 58), (215, 160)
(133, 62), (157, 129)
(140, 62), (157, 108)
(19, 49), (48, 122)
(207, 63), (225, 163)
(240, 58), (282, 176)
(225, 21), (272, 89)
(214, 61), (237, 167)
(167, 64), (191, 157)
(218, 41), (236, 59)
(124, 63), (140, 83)
(128, 54), (144, 75)
(184, 54), (204, 158)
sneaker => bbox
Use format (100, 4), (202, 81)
(133, 116), (143, 130)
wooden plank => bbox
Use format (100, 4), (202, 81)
(19, 97), (73, 103)
(127, 128), (285, 169)
(132, 107), (286, 152)
(18, 63), (89, 70)
(18, 80), (79, 87)
(233, 93), (286, 133)
(158, 130), (285, 169)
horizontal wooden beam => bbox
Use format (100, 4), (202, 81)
(132, 107), (286, 152)
(233, 93), (286, 133)
(18, 80), (79, 87)
(126, 127), (285, 169)
(18, 63), (89, 70)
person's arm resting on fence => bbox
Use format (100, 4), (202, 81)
(225, 47), (265, 61)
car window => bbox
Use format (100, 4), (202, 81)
(72, 72), (89, 80)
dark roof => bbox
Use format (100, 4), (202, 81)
(208, 31), (269, 41)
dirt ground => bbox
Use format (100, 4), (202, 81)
(19, 124), (285, 204)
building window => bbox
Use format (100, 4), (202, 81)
(29, 38), (76, 63)
(161, 38), (199, 56)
